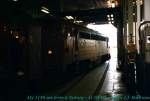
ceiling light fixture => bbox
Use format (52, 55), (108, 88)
(12, 0), (18, 2)
(111, 14), (114, 17)
(66, 16), (74, 19)
(75, 20), (83, 23)
(41, 9), (49, 14)
(41, 6), (50, 14)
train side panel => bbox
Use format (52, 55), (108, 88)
(78, 38), (97, 61)
(28, 22), (42, 80)
(41, 19), (65, 73)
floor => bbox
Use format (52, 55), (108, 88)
(24, 48), (134, 101)
(98, 57), (130, 101)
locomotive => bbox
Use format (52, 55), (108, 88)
(0, 1), (111, 100)
(0, 15), (110, 80)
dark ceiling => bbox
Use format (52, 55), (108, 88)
(61, 0), (120, 11)
(1, 0), (122, 25)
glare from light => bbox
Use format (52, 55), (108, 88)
(111, 18), (114, 20)
(109, 22), (111, 24)
(111, 3), (115, 8)
(112, 21), (114, 24)
(107, 15), (110, 18)
(87, 24), (117, 47)
(108, 18), (111, 21)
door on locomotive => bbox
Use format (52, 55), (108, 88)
(42, 18), (63, 73)
(138, 21), (150, 96)
(62, 21), (81, 72)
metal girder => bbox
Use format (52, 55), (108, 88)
(60, 7), (121, 24)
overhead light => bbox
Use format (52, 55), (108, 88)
(112, 21), (114, 24)
(108, 18), (111, 21)
(41, 9), (49, 14)
(12, 0), (18, 2)
(74, 20), (83, 23)
(17, 71), (24, 76)
(111, 18), (114, 20)
(10, 30), (13, 34)
(66, 16), (74, 19)
(111, 14), (113, 17)
(132, 2), (136, 5)
(140, 0), (143, 5)
(108, 22), (111, 24)
(107, 1), (111, 4)
(107, 15), (110, 18)
(41, 6), (50, 14)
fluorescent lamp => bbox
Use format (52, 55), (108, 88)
(75, 20), (83, 23)
(13, 0), (18, 1)
(41, 9), (49, 14)
(66, 16), (74, 19)
(41, 6), (50, 14)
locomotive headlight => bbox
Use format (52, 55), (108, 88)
(15, 35), (19, 39)
(48, 49), (53, 55)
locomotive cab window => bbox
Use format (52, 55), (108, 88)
(91, 34), (97, 40)
(79, 32), (90, 39)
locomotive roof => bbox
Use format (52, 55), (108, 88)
(40, 15), (107, 37)
(62, 18), (107, 38)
